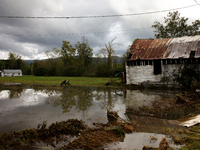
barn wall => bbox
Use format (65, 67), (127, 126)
(126, 62), (162, 85)
(162, 63), (200, 83)
(126, 61), (200, 86)
(161, 64), (182, 78)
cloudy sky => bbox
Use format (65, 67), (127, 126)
(0, 0), (200, 60)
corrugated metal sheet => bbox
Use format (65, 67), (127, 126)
(129, 35), (200, 60)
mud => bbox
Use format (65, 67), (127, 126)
(129, 91), (200, 119)
(0, 110), (177, 150)
(0, 111), (137, 150)
(0, 119), (86, 150)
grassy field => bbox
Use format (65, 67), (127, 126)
(0, 76), (122, 87)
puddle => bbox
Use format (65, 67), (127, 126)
(0, 86), (188, 149)
(105, 132), (181, 150)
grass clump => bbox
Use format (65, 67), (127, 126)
(163, 124), (200, 149)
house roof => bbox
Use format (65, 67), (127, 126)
(3, 69), (22, 73)
(129, 35), (200, 60)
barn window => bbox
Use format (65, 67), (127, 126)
(163, 60), (166, 65)
(167, 59), (170, 64)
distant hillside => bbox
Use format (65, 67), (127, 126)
(24, 60), (34, 65)
(24, 56), (124, 65)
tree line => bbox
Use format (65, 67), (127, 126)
(0, 36), (128, 77)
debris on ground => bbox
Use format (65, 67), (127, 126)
(61, 110), (137, 149)
(159, 138), (172, 150)
(0, 119), (86, 150)
(62, 129), (123, 149)
(129, 91), (200, 118)
(179, 114), (200, 127)
(0, 111), (137, 150)
(175, 94), (188, 104)
(142, 146), (157, 150)
(107, 109), (119, 122)
(142, 138), (172, 150)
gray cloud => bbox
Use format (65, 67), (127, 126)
(0, 0), (200, 60)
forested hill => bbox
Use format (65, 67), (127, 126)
(24, 56), (124, 65)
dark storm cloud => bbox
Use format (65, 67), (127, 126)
(0, 0), (199, 59)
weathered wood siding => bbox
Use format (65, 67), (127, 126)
(126, 62), (161, 85)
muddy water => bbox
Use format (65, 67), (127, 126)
(0, 86), (184, 149)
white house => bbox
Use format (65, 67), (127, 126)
(1, 69), (22, 77)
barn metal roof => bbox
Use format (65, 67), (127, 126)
(129, 35), (200, 60)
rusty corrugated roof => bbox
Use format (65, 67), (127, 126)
(129, 35), (200, 60)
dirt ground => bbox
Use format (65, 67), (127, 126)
(130, 90), (200, 119)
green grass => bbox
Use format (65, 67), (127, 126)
(0, 76), (121, 87)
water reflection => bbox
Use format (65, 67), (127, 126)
(0, 86), (190, 149)
(0, 87), (186, 134)
(0, 87), (127, 133)
(45, 87), (94, 113)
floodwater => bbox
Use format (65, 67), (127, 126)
(0, 86), (187, 149)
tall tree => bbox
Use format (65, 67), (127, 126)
(7, 52), (28, 74)
(152, 11), (200, 38)
(8, 52), (21, 69)
(75, 36), (93, 68)
(101, 37), (118, 73)
(58, 41), (76, 66)
(44, 48), (59, 76)
(0, 60), (5, 70)
(56, 40), (80, 76)
(32, 60), (45, 76)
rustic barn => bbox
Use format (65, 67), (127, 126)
(126, 35), (200, 86)
(1, 69), (22, 77)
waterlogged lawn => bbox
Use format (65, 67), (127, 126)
(0, 76), (117, 87)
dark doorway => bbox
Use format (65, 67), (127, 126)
(154, 60), (162, 75)
(189, 51), (196, 58)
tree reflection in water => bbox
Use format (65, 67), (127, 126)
(2, 86), (123, 115)
(45, 87), (96, 113)
(5, 87), (24, 99)
(44, 87), (120, 113)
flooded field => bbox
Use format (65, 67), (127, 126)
(0, 86), (195, 149)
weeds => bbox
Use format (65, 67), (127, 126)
(117, 128), (125, 137)
(162, 124), (200, 149)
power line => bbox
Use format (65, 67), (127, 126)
(194, 0), (200, 6)
(0, 4), (198, 19)
(10, 27), (152, 37)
